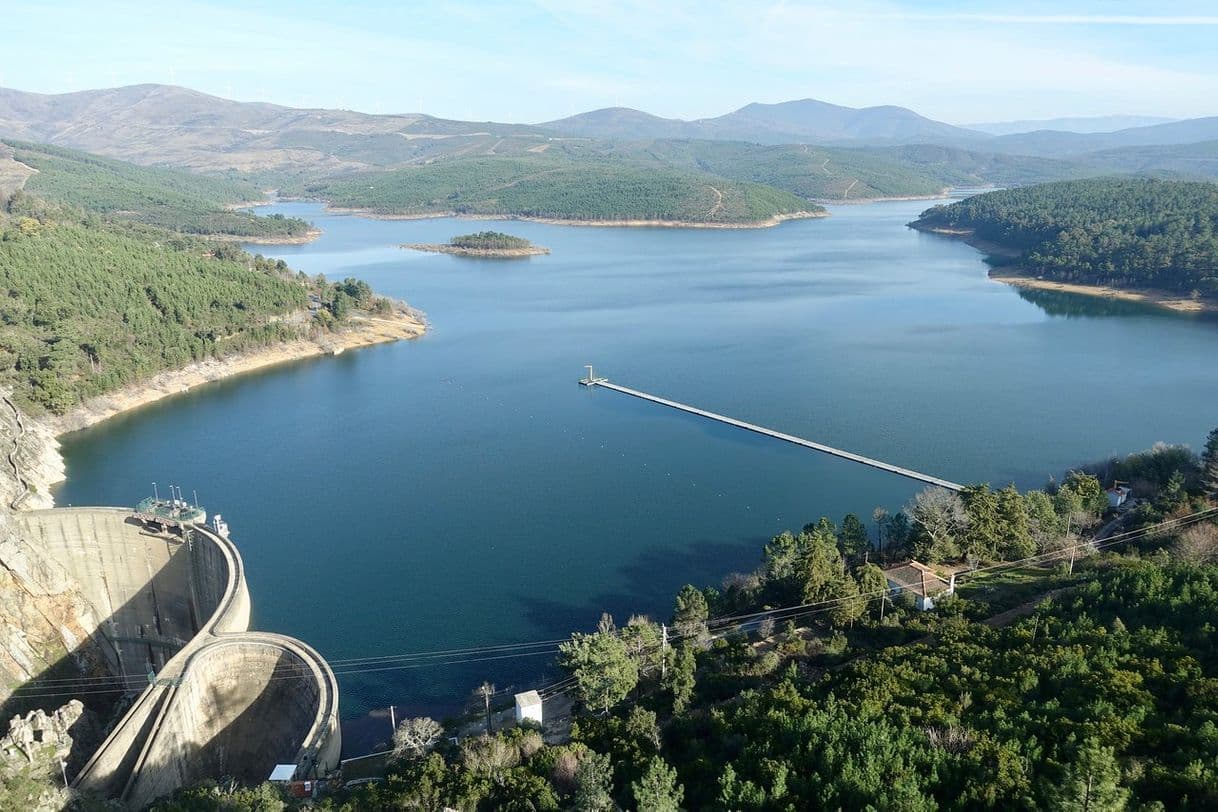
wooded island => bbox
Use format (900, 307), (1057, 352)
(403, 231), (550, 257)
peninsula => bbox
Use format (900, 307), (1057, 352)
(404, 230), (550, 257)
(911, 177), (1218, 314)
(0, 179), (426, 434)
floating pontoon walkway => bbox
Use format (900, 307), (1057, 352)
(580, 372), (963, 491)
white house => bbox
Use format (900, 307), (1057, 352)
(1107, 485), (1132, 509)
(883, 561), (954, 611)
(515, 690), (543, 726)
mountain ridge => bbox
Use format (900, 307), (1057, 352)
(541, 97), (984, 145)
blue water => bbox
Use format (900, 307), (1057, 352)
(54, 201), (1218, 746)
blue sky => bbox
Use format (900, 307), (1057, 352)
(3, 0), (1217, 124)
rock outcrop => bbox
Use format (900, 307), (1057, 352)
(0, 392), (106, 715)
(0, 699), (99, 811)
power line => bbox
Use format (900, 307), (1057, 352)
(10, 507), (1216, 702)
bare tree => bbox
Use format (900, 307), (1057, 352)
(1173, 523), (1218, 564)
(461, 734), (518, 774)
(392, 716), (443, 760)
(907, 487), (969, 561)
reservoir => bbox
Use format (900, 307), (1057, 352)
(54, 200), (1218, 741)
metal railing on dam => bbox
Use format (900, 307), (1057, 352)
(580, 375), (964, 491)
(15, 508), (340, 808)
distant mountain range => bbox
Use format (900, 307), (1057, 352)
(539, 102), (1218, 158)
(0, 84), (542, 171)
(984, 117), (1218, 157)
(2, 84), (1217, 201)
(966, 115), (1177, 136)
(540, 99), (981, 145)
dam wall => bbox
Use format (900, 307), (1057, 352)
(188, 524), (250, 636)
(17, 509), (196, 676)
(122, 634), (339, 809)
(14, 508), (338, 807)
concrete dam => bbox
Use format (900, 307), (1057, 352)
(13, 508), (340, 808)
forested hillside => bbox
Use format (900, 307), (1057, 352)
(913, 178), (1218, 295)
(603, 140), (952, 200)
(209, 435), (1218, 811)
(306, 157), (818, 224)
(4, 141), (311, 238)
(0, 193), (381, 414)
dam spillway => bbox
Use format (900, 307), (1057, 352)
(13, 508), (340, 808)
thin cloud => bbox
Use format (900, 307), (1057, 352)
(860, 12), (1218, 25)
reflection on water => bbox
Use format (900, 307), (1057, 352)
(1015, 287), (1187, 320)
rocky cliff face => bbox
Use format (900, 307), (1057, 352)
(0, 394), (64, 512)
(0, 699), (101, 809)
(0, 393), (110, 712)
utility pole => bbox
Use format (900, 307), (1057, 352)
(1065, 515), (1076, 573)
(478, 682), (495, 734)
(660, 623), (668, 681)
(389, 704), (396, 737)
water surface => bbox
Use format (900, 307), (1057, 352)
(55, 201), (1218, 747)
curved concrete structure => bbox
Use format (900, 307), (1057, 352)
(15, 508), (339, 808)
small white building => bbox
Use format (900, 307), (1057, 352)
(515, 690), (543, 726)
(268, 763), (297, 782)
(1107, 485), (1132, 509)
(883, 561), (954, 611)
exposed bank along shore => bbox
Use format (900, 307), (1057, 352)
(209, 228), (323, 245)
(325, 206), (826, 229)
(913, 223), (1218, 316)
(47, 309), (427, 438)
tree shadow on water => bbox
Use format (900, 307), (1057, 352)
(512, 534), (766, 635)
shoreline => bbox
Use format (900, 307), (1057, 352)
(402, 243), (550, 257)
(988, 272), (1218, 315)
(210, 227), (323, 245)
(908, 222), (1025, 259)
(322, 206), (827, 229)
(912, 222), (1217, 315)
(47, 309), (427, 439)
(819, 189), (956, 205)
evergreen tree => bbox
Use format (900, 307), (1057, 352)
(560, 630), (639, 715)
(1202, 427), (1218, 498)
(573, 751), (615, 811)
(1044, 738), (1130, 811)
(620, 616), (664, 681)
(800, 522), (848, 604)
(1059, 471), (1109, 522)
(631, 757), (684, 812)
(671, 585), (709, 645)
(855, 562), (890, 619)
(666, 642), (696, 714)
(885, 511), (913, 560)
(997, 484), (1036, 559)
(1025, 489), (1066, 551)
(961, 485), (1003, 562)
(838, 513), (871, 563)
(828, 573), (866, 627)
